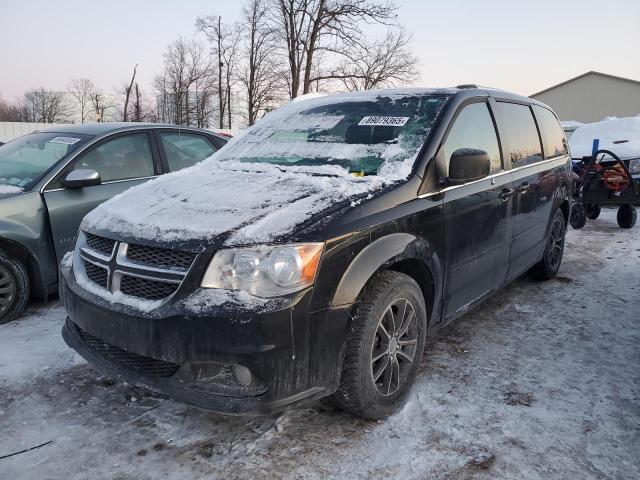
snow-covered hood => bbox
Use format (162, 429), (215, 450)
(82, 159), (396, 248)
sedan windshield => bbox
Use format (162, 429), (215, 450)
(216, 91), (451, 176)
(0, 132), (90, 189)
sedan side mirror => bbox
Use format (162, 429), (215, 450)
(61, 169), (101, 188)
(447, 148), (491, 184)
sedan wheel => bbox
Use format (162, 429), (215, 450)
(0, 265), (17, 316)
(0, 253), (30, 324)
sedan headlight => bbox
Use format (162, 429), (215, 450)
(201, 243), (324, 297)
(629, 159), (640, 175)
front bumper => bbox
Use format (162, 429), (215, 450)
(60, 262), (351, 415)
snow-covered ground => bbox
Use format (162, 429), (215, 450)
(1, 208), (639, 479)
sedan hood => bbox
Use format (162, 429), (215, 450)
(82, 159), (399, 248)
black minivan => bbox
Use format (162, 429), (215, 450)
(60, 87), (571, 419)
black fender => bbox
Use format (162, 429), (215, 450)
(331, 233), (443, 327)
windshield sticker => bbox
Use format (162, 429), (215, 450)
(358, 116), (409, 127)
(49, 136), (82, 145)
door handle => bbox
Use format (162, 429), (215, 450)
(517, 182), (530, 193)
(498, 188), (515, 200)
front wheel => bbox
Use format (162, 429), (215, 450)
(570, 203), (587, 229)
(530, 209), (566, 280)
(0, 252), (30, 324)
(331, 271), (427, 419)
(617, 204), (637, 229)
(586, 203), (601, 220)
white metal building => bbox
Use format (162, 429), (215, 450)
(530, 71), (640, 123)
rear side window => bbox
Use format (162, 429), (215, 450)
(158, 132), (217, 172)
(495, 102), (542, 167)
(442, 102), (502, 174)
(533, 105), (567, 158)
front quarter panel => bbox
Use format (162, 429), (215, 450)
(0, 192), (58, 294)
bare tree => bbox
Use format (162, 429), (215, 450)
(154, 37), (215, 127)
(324, 28), (419, 90)
(90, 90), (114, 122)
(239, 0), (284, 125)
(0, 94), (28, 121)
(122, 64), (138, 121)
(68, 78), (96, 123)
(271, 0), (397, 98)
(23, 88), (70, 123)
(196, 15), (240, 129)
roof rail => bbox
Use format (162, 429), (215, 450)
(456, 84), (478, 89)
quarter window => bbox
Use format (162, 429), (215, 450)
(75, 133), (155, 182)
(443, 102), (502, 174)
(495, 102), (543, 167)
(533, 105), (567, 158)
(158, 132), (217, 172)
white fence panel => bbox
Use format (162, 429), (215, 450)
(0, 122), (64, 143)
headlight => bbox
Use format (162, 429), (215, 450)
(201, 243), (324, 297)
(629, 159), (640, 175)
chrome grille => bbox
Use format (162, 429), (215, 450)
(85, 233), (115, 257)
(77, 232), (196, 306)
(120, 275), (179, 301)
(126, 244), (196, 271)
(84, 262), (108, 289)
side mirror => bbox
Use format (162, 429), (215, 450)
(447, 148), (490, 184)
(61, 169), (101, 188)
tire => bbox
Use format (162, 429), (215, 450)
(586, 203), (601, 220)
(617, 204), (637, 229)
(331, 270), (427, 419)
(0, 252), (30, 324)
(570, 203), (587, 229)
(530, 209), (566, 280)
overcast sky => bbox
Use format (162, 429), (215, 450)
(1, 0), (639, 101)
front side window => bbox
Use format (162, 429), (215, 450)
(533, 105), (567, 158)
(0, 132), (90, 189)
(495, 102), (543, 167)
(75, 133), (155, 182)
(159, 132), (217, 172)
(442, 102), (502, 174)
(216, 92), (451, 176)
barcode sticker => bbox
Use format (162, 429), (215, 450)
(49, 136), (82, 145)
(358, 116), (409, 127)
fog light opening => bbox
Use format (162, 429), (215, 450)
(233, 364), (252, 387)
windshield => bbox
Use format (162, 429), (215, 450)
(0, 132), (90, 189)
(216, 91), (451, 176)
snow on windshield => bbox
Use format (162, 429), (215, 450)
(0, 184), (23, 194)
(216, 89), (452, 176)
(569, 116), (640, 159)
(82, 89), (454, 244)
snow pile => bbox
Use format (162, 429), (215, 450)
(0, 184), (23, 195)
(569, 116), (640, 158)
(83, 89), (453, 244)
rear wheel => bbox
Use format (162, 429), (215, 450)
(586, 203), (601, 220)
(331, 270), (427, 419)
(617, 204), (637, 229)
(530, 209), (566, 280)
(570, 203), (587, 229)
(0, 252), (30, 324)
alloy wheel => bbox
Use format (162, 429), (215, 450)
(547, 215), (565, 270)
(370, 297), (419, 396)
(0, 265), (17, 316)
